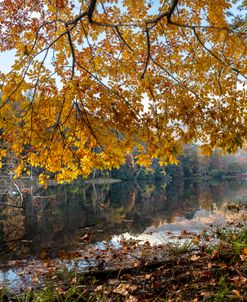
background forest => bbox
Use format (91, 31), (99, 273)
(94, 144), (247, 181)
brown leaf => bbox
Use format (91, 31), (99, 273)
(113, 284), (129, 296)
(191, 255), (200, 261)
(126, 295), (138, 302)
(192, 235), (200, 245)
(80, 233), (90, 242)
(95, 285), (103, 291)
(201, 291), (215, 298)
(218, 263), (227, 269)
(232, 289), (241, 297)
(113, 284), (138, 296)
(32, 275), (39, 283)
(145, 273), (152, 280)
(55, 287), (65, 295)
(39, 251), (49, 260)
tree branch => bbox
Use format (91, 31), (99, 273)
(115, 26), (133, 51)
(146, 0), (179, 25)
(66, 11), (88, 26)
(65, 0), (179, 29)
(141, 28), (151, 79)
(1, 29), (69, 109)
(66, 24), (76, 79)
(167, 0), (179, 22)
(88, 0), (97, 23)
(193, 28), (244, 77)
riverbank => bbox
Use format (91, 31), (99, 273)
(1, 203), (246, 301)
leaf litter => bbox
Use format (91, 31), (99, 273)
(0, 203), (246, 301)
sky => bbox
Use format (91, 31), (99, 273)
(0, 50), (15, 74)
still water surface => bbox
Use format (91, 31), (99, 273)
(0, 177), (247, 267)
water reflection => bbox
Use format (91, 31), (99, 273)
(0, 178), (247, 264)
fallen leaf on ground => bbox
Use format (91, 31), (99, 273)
(113, 284), (138, 296)
(32, 275), (39, 283)
(232, 289), (241, 297)
(113, 284), (129, 296)
(55, 287), (65, 295)
(191, 255), (200, 261)
(192, 235), (200, 245)
(126, 295), (138, 302)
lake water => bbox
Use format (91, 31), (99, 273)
(0, 177), (247, 268)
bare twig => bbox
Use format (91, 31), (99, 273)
(115, 26), (133, 51)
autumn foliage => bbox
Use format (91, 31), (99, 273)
(0, 0), (246, 183)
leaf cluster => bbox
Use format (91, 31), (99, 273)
(0, 0), (246, 182)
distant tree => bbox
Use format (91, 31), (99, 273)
(198, 155), (211, 177)
(209, 150), (226, 172)
(209, 169), (223, 179)
(226, 161), (243, 175)
(166, 163), (184, 178)
(179, 144), (199, 177)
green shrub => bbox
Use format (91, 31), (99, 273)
(209, 169), (223, 179)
